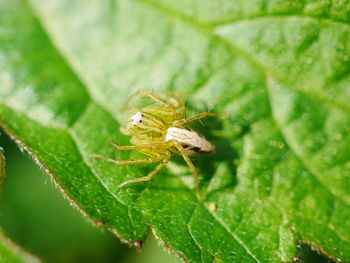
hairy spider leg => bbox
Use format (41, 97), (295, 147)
(124, 90), (185, 119)
(143, 105), (184, 124)
(137, 90), (171, 107)
(154, 92), (185, 112)
(90, 154), (162, 165)
(138, 90), (186, 113)
(117, 151), (172, 188)
(109, 141), (174, 150)
(141, 93), (184, 118)
(173, 141), (200, 197)
(122, 90), (173, 111)
(173, 112), (218, 126)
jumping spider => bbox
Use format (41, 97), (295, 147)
(92, 90), (217, 196)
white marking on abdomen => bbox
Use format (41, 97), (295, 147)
(165, 127), (215, 153)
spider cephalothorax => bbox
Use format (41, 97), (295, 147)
(92, 90), (216, 196)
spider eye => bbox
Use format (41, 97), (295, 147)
(130, 111), (143, 126)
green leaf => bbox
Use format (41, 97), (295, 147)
(1, 0), (350, 262)
(0, 147), (4, 187)
(0, 230), (40, 263)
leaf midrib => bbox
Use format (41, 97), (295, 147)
(209, 13), (350, 27)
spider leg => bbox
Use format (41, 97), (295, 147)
(137, 90), (170, 106)
(118, 151), (171, 188)
(122, 90), (179, 115)
(121, 90), (167, 110)
(123, 90), (172, 109)
(173, 112), (217, 126)
(156, 92), (184, 108)
(109, 141), (173, 151)
(90, 154), (161, 165)
(173, 141), (201, 198)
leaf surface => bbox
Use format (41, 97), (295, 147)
(1, 0), (350, 262)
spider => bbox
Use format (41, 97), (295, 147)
(91, 90), (217, 196)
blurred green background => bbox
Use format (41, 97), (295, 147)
(0, 128), (334, 263)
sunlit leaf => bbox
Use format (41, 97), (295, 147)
(1, 0), (350, 262)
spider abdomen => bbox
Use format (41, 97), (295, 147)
(165, 127), (215, 154)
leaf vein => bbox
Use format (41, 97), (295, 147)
(206, 207), (262, 263)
